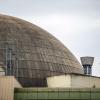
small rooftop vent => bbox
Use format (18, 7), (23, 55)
(80, 57), (94, 75)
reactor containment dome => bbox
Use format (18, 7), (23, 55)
(0, 14), (83, 87)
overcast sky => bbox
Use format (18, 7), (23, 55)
(0, 0), (100, 76)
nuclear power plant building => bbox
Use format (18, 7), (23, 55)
(0, 14), (100, 100)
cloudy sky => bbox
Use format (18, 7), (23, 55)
(0, 0), (100, 76)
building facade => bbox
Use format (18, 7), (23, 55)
(47, 74), (100, 88)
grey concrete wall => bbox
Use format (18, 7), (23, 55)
(47, 75), (71, 88)
(47, 74), (100, 88)
(71, 74), (100, 88)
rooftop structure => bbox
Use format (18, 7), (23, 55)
(80, 57), (94, 75)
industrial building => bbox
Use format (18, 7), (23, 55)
(0, 14), (100, 100)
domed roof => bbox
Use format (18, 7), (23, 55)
(0, 14), (83, 87)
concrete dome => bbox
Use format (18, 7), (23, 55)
(0, 14), (83, 87)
